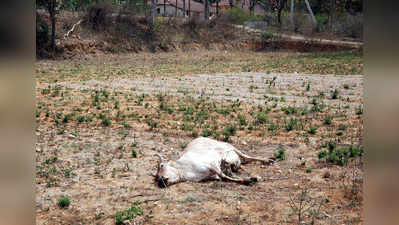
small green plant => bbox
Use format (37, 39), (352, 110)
(131, 149), (137, 158)
(57, 195), (70, 209)
(308, 127), (317, 134)
(62, 113), (74, 123)
(284, 118), (297, 131)
(343, 84), (350, 89)
(318, 150), (327, 159)
(256, 112), (268, 125)
(355, 106), (363, 115)
(320, 145), (363, 166)
(115, 200), (143, 225)
(338, 124), (347, 130)
(305, 168), (312, 173)
(336, 131), (344, 136)
(223, 125), (237, 141)
(323, 116), (332, 125)
(101, 117), (111, 127)
(202, 128), (213, 137)
(146, 119), (158, 130)
(237, 114), (247, 126)
(331, 89), (339, 99)
(274, 148), (286, 160)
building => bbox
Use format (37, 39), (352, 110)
(211, 0), (266, 15)
(156, 0), (205, 18)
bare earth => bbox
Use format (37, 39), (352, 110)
(36, 71), (363, 224)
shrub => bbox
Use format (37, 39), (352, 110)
(331, 89), (339, 99)
(274, 148), (286, 160)
(323, 116), (332, 125)
(131, 149), (137, 158)
(284, 118), (297, 131)
(220, 8), (263, 25)
(57, 195), (70, 209)
(115, 200), (143, 225)
(256, 113), (268, 125)
(308, 127), (317, 134)
(202, 128), (213, 137)
(318, 150), (327, 159)
(320, 145), (363, 166)
(237, 114), (247, 126)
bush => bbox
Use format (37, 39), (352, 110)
(220, 8), (264, 25)
(256, 113), (268, 125)
(57, 195), (70, 209)
(274, 148), (286, 160)
(320, 145), (363, 166)
(115, 200), (143, 225)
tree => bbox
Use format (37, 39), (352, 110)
(183, 0), (186, 17)
(277, 0), (287, 26)
(151, 0), (156, 25)
(36, 0), (58, 51)
(204, 0), (209, 20)
(304, 0), (317, 27)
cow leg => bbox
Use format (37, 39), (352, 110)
(210, 167), (257, 185)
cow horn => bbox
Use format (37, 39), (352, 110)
(155, 153), (165, 162)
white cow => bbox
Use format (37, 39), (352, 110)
(155, 137), (276, 188)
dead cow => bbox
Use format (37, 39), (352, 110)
(155, 137), (276, 188)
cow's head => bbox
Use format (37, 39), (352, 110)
(155, 154), (180, 188)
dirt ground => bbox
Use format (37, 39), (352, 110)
(35, 51), (363, 225)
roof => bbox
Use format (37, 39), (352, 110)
(157, 0), (204, 13)
(211, 0), (265, 14)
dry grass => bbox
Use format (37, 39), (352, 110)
(35, 50), (363, 224)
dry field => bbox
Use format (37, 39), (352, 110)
(36, 50), (363, 224)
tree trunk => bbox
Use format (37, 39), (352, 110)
(175, 0), (178, 16)
(304, 0), (317, 27)
(216, 0), (219, 15)
(290, 0), (294, 29)
(277, 0), (285, 26)
(183, 0), (186, 17)
(249, 0), (254, 15)
(49, 0), (56, 52)
(151, 0), (156, 26)
(204, 0), (209, 20)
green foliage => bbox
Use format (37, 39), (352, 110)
(131, 149), (137, 158)
(222, 8), (264, 25)
(308, 127), (317, 134)
(323, 116), (332, 125)
(237, 114), (247, 126)
(284, 118), (297, 131)
(202, 128), (213, 137)
(115, 200), (143, 225)
(331, 89), (339, 99)
(319, 145), (363, 166)
(223, 124), (237, 141)
(318, 150), (327, 159)
(355, 106), (363, 115)
(274, 148), (286, 160)
(256, 112), (268, 125)
(57, 195), (70, 209)
(146, 119), (158, 129)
